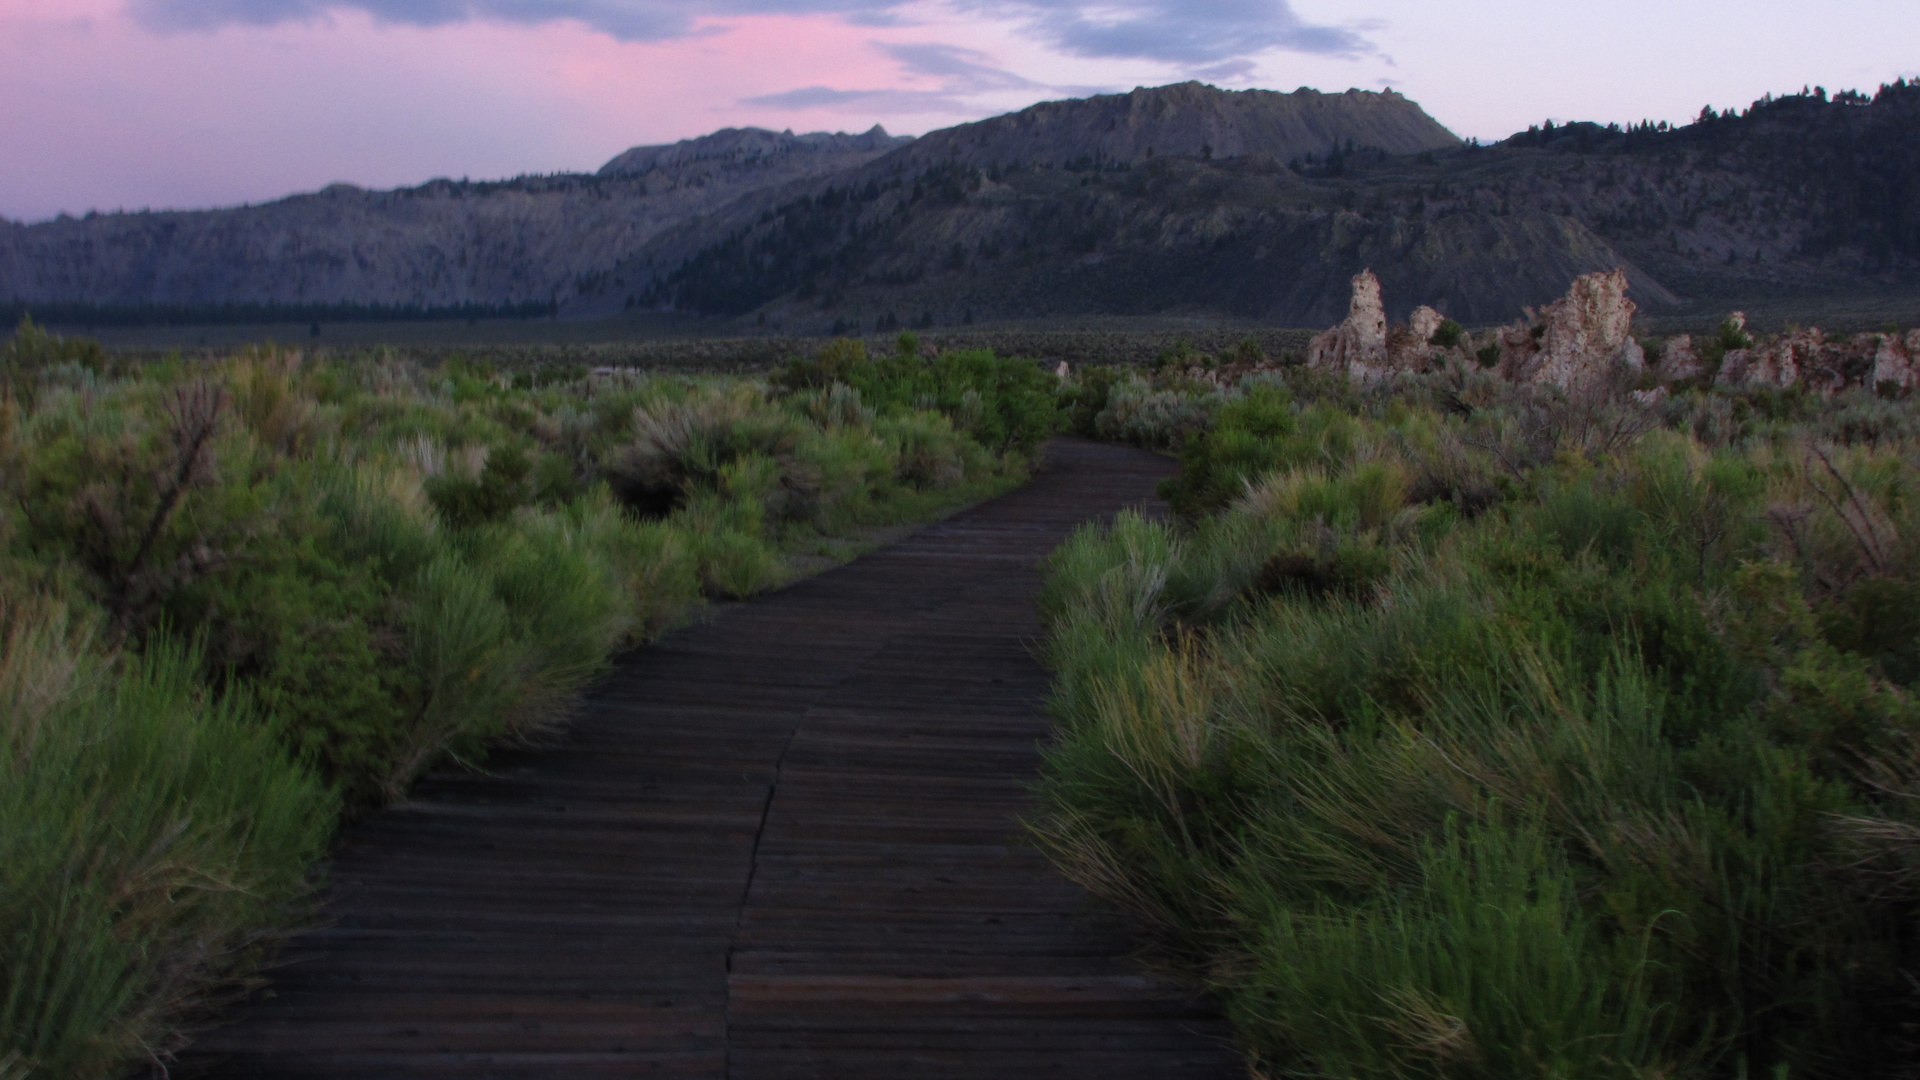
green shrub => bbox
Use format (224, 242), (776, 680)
(556, 490), (700, 643)
(1160, 388), (1382, 518)
(603, 383), (800, 518)
(1040, 389), (1920, 1078)
(425, 443), (533, 528)
(1062, 365), (1122, 437)
(0, 602), (333, 1078)
(0, 337), (1037, 1076)
(1092, 376), (1223, 449)
(777, 339), (1061, 455)
(692, 528), (783, 599)
(2, 316), (107, 407)
(877, 411), (967, 489)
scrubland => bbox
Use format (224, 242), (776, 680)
(1044, 357), (1920, 1078)
(18, 305), (1920, 1079)
(0, 322), (1055, 1078)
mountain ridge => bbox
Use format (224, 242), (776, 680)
(4, 80), (1917, 331)
(889, 83), (1459, 170)
(626, 80), (1920, 329)
(596, 124), (913, 178)
(0, 124), (904, 310)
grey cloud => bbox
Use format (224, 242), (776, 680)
(128, 0), (1374, 65)
(742, 39), (1113, 115)
(128, 0), (891, 39)
(879, 42), (1040, 92)
(960, 0), (1371, 65)
(1190, 58), (1257, 82)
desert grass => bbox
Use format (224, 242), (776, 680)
(0, 321), (1057, 1078)
(1037, 376), (1920, 1078)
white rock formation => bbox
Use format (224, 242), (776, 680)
(1386, 305), (1448, 373)
(1653, 335), (1703, 382)
(1527, 269), (1644, 393)
(1717, 327), (1819, 389)
(1409, 305), (1444, 346)
(1300, 269), (1913, 399)
(1871, 331), (1920, 390)
(1308, 270), (1390, 382)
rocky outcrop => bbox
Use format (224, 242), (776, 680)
(1408, 305), (1445, 347)
(1481, 270), (1644, 391)
(1492, 320), (1541, 379)
(1519, 269), (1644, 393)
(1718, 327), (1816, 389)
(1307, 279), (1473, 383)
(1284, 268), (1920, 404)
(1653, 335), (1703, 382)
(1386, 305), (1447, 372)
(1296, 268), (1915, 400)
(1308, 270), (1390, 381)
(1691, 323), (1907, 393)
(1872, 331), (1920, 389)
(1307, 269), (1654, 391)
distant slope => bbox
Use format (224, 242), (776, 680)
(0, 127), (907, 310)
(604, 83), (1477, 323)
(624, 151), (1653, 328)
(6, 81), (1918, 331)
(628, 81), (1920, 328)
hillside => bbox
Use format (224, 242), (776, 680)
(0, 126), (909, 311)
(0, 85), (1455, 321)
(5, 80), (1918, 332)
(630, 82), (1920, 329)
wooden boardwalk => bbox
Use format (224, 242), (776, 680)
(184, 438), (1241, 1079)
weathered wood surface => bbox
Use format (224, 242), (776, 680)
(185, 437), (1240, 1079)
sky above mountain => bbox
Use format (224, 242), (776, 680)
(3, 0), (1915, 222)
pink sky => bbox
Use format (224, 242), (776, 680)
(3, 0), (1917, 222)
